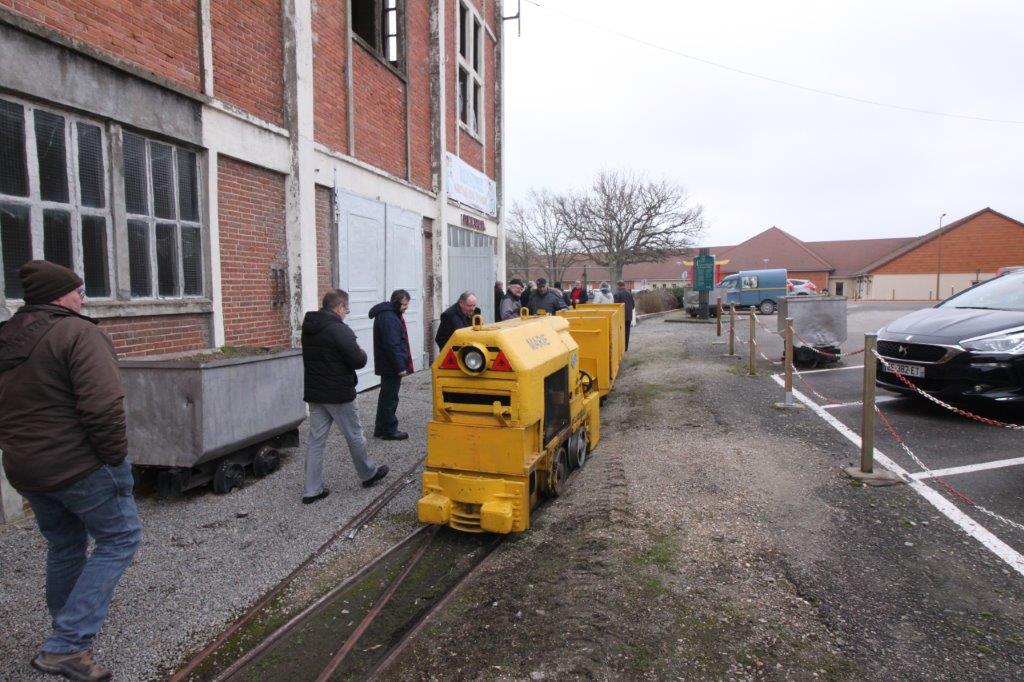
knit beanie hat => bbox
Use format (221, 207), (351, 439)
(19, 260), (83, 304)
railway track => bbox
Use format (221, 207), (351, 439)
(170, 456), (425, 682)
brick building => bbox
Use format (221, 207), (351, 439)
(0, 0), (505, 370)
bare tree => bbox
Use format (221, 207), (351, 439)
(555, 170), (704, 284)
(504, 221), (535, 281)
(508, 189), (582, 285)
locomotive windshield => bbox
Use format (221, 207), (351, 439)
(543, 367), (570, 445)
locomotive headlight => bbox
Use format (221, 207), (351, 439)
(461, 347), (486, 372)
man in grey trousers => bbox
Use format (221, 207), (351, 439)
(300, 289), (388, 503)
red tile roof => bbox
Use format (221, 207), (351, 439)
(716, 227), (834, 273)
(805, 237), (916, 277)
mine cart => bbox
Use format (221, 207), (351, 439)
(777, 295), (848, 367)
(120, 349), (306, 495)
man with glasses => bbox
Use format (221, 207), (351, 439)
(0, 260), (141, 681)
(300, 289), (388, 505)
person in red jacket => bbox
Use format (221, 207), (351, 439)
(569, 279), (589, 305)
(0, 261), (141, 681)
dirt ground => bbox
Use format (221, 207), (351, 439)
(385, 318), (1024, 680)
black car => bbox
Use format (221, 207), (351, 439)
(876, 270), (1024, 402)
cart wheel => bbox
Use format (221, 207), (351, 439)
(572, 428), (589, 469)
(213, 460), (244, 494)
(547, 447), (568, 498)
(253, 446), (281, 477)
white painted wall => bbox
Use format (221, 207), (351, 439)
(865, 273), (992, 301)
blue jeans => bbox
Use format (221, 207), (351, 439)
(21, 460), (142, 654)
(374, 374), (402, 436)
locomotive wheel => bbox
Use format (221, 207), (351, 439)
(212, 460), (244, 494)
(575, 428), (589, 468)
(547, 447), (568, 497)
(252, 446), (281, 477)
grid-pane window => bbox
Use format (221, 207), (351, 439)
(0, 97), (113, 300)
(352, 0), (404, 70)
(122, 133), (203, 299)
(457, 2), (484, 136)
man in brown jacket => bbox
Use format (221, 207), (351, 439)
(0, 261), (141, 681)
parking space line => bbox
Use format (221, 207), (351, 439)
(796, 365), (864, 375)
(770, 374), (1024, 578)
(909, 456), (1024, 481)
(820, 395), (903, 410)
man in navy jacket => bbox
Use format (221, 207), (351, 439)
(369, 290), (413, 441)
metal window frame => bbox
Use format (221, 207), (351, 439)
(456, 1), (485, 139)
(121, 131), (205, 300)
(0, 95), (114, 301)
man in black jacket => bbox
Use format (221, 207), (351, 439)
(614, 281), (637, 351)
(435, 291), (479, 350)
(301, 289), (388, 503)
(369, 290), (412, 441)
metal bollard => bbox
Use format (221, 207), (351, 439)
(784, 318), (794, 405)
(728, 303), (736, 356)
(860, 333), (878, 473)
(716, 297), (722, 336)
(748, 308), (756, 375)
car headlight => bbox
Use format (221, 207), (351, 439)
(461, 347), (486, 371)
(961, 330), (1024, 354)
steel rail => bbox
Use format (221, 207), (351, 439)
(169, 455), (425, 682)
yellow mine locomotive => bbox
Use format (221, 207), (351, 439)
(417, 310), (603, 534)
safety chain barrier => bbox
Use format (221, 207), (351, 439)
(871, 402), (1024, 534)
(872, 349), (1024, 431)
(792, 329), (866, 359)
(791, 368), (842, 405)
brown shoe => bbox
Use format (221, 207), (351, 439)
(31, 649), (112, 681)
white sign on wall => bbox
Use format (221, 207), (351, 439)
(446, 152), (497, 216)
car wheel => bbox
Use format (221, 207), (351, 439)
(759, 300), (776, 315)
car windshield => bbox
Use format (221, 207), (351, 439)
(938, 273), (1024, 312)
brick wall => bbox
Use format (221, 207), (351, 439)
(100, 314), (211, 358)
(217, 156), (292, 348)
(446, 0), (496, 178)
(352, 44), (407, 178)
(458, 128), (484, 172)
(1, 0), (201, 91)
(407, 0), (433, 189)
(873, 211), (1024, 275)
(312, 0), (348, 152)
(211, 0), (285, 127)
(315, 184), (335, 302)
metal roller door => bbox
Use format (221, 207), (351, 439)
(447, 225), (496, 324)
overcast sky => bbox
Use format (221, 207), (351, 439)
(503, 0), (1024, 248)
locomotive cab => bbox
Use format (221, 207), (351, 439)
(417, 311), (601, 533)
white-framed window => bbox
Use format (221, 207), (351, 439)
(457, 1), (484, 137)
(1, 96), (114, 299)
(352, 0), (404, 71)
(0, 95), (205, 302)
(122, 132), (204, 298)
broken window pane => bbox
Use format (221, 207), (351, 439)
(181, 224), (202, 295)
(472, 80), (481, 134)
(458, 67), (468, 124)
(156, 222), (178, 296)
(43, 209), (73, 269)
(0, 99), (29, 198)
(459, 3), (468, 57)
(1, 203), (31, 298)
(176, 149), (199, 221)
(127, 219), (151, 297)
(81, 215), (109, 297)
(123, 133), (148, 215)
(77, 122), (105, 208)
(352, 0), (376, 47)
(473, 19), (481, 72)
(151, 142), (175, 219)
(34, 110), (69, 203)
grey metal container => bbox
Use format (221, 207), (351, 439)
(119, 349), (306, 468)
(777, 295), (848, 347)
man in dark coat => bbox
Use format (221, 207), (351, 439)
(301, 289), (388, 504)
(0, 261), (141, 681)
(435, 291), (479, 350)
(499, 278), (525, 320)
(369, 290), (412, 441)
(526, 277), (568, 315)
(493, 281), (504, 323)
(614, 280), (637, 351)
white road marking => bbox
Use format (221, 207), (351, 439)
(771, 374), (1024, 578)
(821, 395), (904, 410)
(796, 365), (864, 375)
(909, 456), (1024, 481)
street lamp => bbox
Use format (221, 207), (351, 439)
(935, 213), (947, 300)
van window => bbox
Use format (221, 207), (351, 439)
(719, 278), (737, 291)
(741, 276), (758, 289)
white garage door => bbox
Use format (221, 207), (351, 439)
(335, 189), (425, 389)
(447, 225), (496, 325)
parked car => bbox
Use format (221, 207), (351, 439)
(787, 278), (818, 295)
(876, 269), (1024, 402)
(716, 268), (788, 314)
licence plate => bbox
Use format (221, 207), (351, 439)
(887, 361), (924, 378)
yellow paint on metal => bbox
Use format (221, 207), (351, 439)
(559, 303), (625, 396)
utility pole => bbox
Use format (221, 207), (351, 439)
(935, 213), (947, 300)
